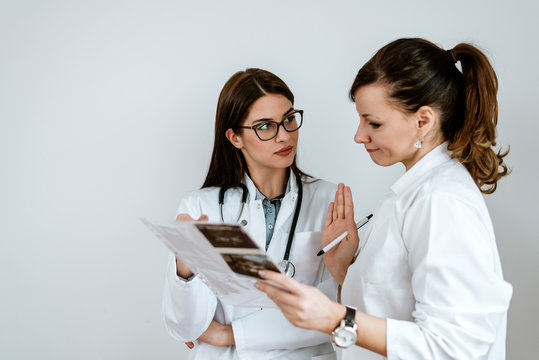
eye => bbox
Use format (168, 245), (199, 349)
(367, 121), (381, 129)
(255, 122), (272, 131)
(284, 114), (296, 123)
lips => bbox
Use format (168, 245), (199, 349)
(365, 148), (378, 153)
(275, 146), (293, 156)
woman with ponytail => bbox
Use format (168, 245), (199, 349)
(257, 39), (512, 359)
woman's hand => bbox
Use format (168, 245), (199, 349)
(195, 320), (235, 347)
(175, 214), (208, 278)
(322, 183), (360, 284)
(257, 271), (388, 356)
(256, 270), (346, 334)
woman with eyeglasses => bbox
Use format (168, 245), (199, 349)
(257, 38), (513, 359)
(162, 68), (339, 360)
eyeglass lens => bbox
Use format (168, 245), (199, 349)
(255, 112), (302, 140)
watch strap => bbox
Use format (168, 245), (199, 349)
(344, 306), (356, 327)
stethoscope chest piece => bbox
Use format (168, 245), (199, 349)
(278, 260), (296, 278)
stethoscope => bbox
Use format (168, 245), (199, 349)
(218, 177), (303, 278)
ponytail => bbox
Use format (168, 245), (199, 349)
(448, 44), (509, 194)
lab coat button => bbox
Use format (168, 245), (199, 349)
(240, 220), (248, 226)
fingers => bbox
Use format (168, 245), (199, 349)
(176, 213), (194, 221)
(332, 186), (339, 221)
(343, 186), (355, 219)
(176, 213), (209, 221)
(336, 183), (345, 219)
(325, 202), (334, 228)
(256, 271), (301, 306)
(332, 184), (355, 223)
(185, 342), (194, 349)
(256, 280), (296, 306)
(259, 270), (296, 291)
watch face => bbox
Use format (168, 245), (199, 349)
(333, 327), (357, 348)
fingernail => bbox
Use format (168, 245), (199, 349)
(258, 270), (265, 277)
(254, 282), (260, 289)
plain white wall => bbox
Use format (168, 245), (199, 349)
(1, 0), (538, 358)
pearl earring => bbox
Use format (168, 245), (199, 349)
(414, 138), (424, 149)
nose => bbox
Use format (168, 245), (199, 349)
(275, 123), (291, 142)
(354, 121), (369, 144)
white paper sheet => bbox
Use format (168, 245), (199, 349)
(141, 219), (283, 308)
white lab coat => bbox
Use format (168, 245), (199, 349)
(341, 143), (512, 359)
(162, 172), (339, 360)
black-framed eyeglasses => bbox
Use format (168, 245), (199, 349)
(235, 110), (303, 141)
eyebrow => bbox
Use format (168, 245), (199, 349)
(361, 113), (379, 120)
(252, 107), (294, 124)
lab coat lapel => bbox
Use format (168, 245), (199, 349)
(242, 174), (267, 250)
(273, 171), (299, 236)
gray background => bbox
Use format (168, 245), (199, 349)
(1, 0), (537, 358)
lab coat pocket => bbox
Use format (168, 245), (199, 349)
(287, 231), (325, 285)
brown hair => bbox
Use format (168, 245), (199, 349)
(202, 68), (307, 190)
(349, 38), (509, 194)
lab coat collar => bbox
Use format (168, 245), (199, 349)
(391, 142), (451, 195)
(242, 169), (298, 202)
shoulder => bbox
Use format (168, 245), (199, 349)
(425, 160), (481, 203)
(176, 187), (220, 215)
(408, 159), (487, 219)
(181, 187), (220, 202)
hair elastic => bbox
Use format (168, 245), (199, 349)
(447, 49), (458, 64)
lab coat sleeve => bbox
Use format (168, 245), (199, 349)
(386, 192), (512, 359)
(162, 254), (218, 341)
(161, 194), (218, 342)
(232, 278), (338, 351)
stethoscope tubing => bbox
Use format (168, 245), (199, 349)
(218, 177), (302, 277)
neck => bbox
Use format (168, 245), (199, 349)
(404, 139), (445, 171)
(248, 167), (289, 199)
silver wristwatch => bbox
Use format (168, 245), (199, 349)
(332, 305), (358, 348)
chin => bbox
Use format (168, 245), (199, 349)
(276, 155), (295, 167)
(370, 155), (395, 168)
(281, 159), (295, 168)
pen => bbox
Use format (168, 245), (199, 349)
(317, 214), (373, 256)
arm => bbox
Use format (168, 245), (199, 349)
(256, 271), (388, 356)
(385, 193), (512, 359)
(162, 253), (218, 342)
(161, 209), (218, 342)
(174, 214), (207, 279)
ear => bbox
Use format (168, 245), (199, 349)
(415, 105), (437, 136)
(225, 128), (243, 149)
